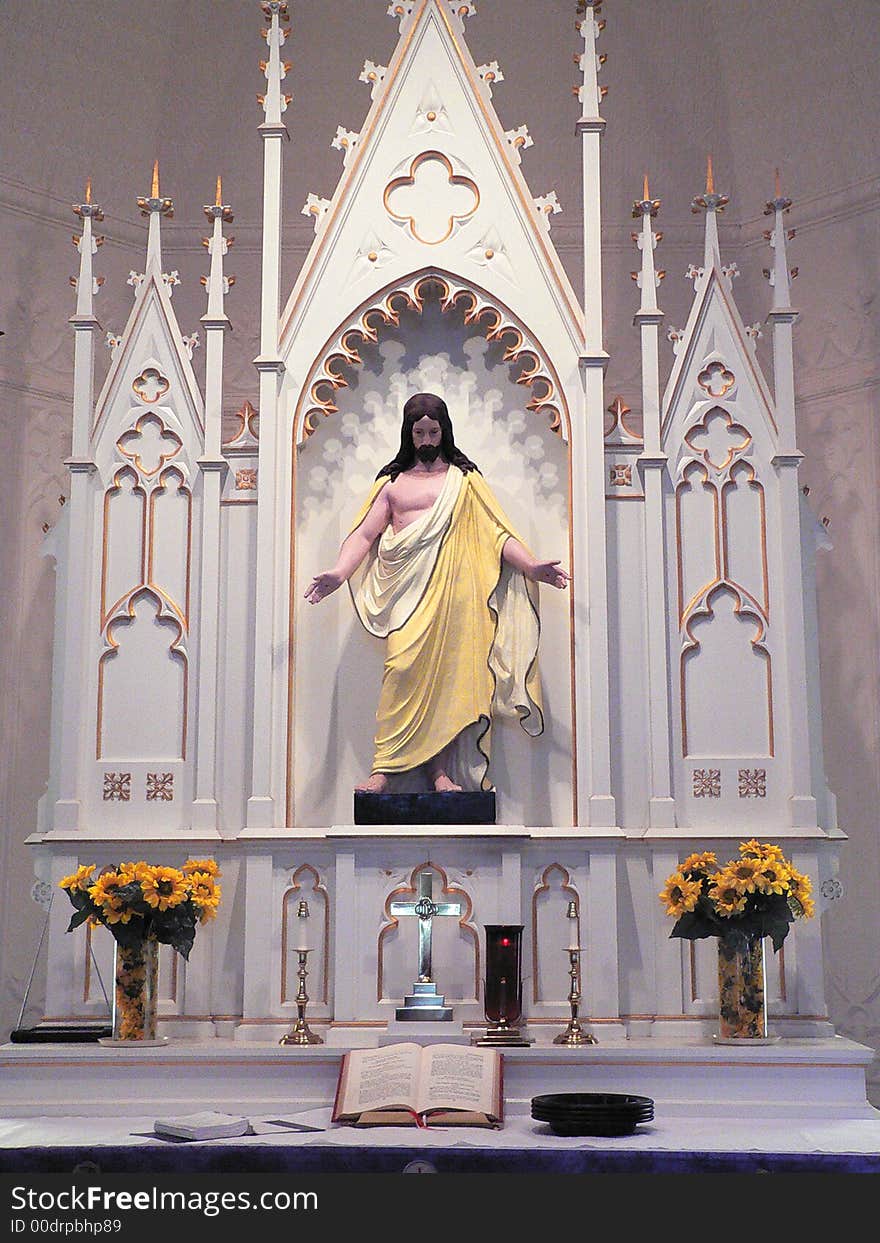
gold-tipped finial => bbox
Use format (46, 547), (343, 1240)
(706, 154), (715, 195)
(85, 178), (92, 205)
(643, 172), (650, 201)
(215, 176), (222, 207)
(151, 160), (160, 198)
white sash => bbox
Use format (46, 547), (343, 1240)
(352, 466), (463, 638)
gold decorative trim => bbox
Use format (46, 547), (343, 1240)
(383, 149), (479, 245)
(117, 412), (183, 478)
(101, 466), (147, 628)
(676, 462), (721, 627)
(280, 864), (331, 1005)
(684, 406), (751, 474)
(721, 461), (770, 620)
(376, 861), (478, 1002)
(278, 0), (584, 349)
(223, 399), (259, 450)
(604, 396), (643, 444)
(132, 366), (170, 404)
(293, 270), (570, 443)
(531, 864), (580, 1003)
(697, 361), (735, 399)
(680, 584), (774, 758)
(147, 466), (193, 629)
(96, 586), (189, 761)
(287, 271), (576, 827)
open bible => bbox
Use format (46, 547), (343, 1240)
(332, 1042), (503, 1127)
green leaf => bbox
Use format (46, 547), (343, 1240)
(110, 920), (149, 953)
(670, 911), (719, 941)
(66, 907), (92, 932)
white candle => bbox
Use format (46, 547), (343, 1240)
(566, 901), (579, 950)
(295, 900), (310, 952)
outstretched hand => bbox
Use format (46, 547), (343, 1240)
(529, 560), (571, 590)
(304, 570), (344, 604)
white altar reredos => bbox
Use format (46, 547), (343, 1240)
(9, 0), (871, 1117)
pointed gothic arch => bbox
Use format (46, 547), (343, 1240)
(291, 269), (572, 446)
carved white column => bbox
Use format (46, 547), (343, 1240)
(332, 850), (357, 1022)
(191, 182), (233, 832)
(651, 848), (687, 1026)
(241, 852), (276, 1030)
(633, 182), (677, 829)
(584, 846), (621, 1024)
(764, 180), (818, 828)
(574, 2), (616, 827)
(53, 188), (103, 830)
(248, 2), (290, 828)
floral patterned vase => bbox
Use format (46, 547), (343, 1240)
(111, 936), (159, 1041)
(716, 934), (768, 1040)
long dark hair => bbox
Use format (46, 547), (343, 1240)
(376, 393), (480, 481)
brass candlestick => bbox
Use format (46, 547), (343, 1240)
(280, 901), (323, 1046)
(553, 901), (597, 1046)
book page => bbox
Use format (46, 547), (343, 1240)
(416, 1044), (500, 1116)
(337, 1043), (421, 1116)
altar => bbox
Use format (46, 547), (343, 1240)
(15, 0), (868, 1131)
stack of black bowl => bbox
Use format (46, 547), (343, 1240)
(531, 1092), (654, 1136)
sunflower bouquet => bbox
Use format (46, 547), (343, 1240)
(59, 859), (221, 959)
(659, 839), (814, 952)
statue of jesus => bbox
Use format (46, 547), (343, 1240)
(305, 393), (570, 793)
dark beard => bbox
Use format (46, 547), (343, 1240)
(415, 444), (441, 463)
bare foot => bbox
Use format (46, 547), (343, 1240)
(431, 771), (462, 793)
(355, 772), (388, 793)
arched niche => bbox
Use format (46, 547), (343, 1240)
(289, 274), (574, 828)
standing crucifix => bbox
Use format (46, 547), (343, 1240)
(389, 872), (463, 1023)
(391, 871), (463, 983)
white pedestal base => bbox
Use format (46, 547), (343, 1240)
(379, 1019), (469, 1045)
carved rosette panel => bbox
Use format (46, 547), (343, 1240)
(294, 271), (569, 444)
(222, 400), (260, 505)
(97, 403), (192, 760)
(675, 387), (773, 760)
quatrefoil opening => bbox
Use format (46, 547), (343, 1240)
(384, 151), (479, 245)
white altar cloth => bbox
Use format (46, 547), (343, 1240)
(2, 1108), (880, 1157)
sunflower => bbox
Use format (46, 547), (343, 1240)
(59, 864), (96, 892)
(708, 871), (748, 917)
(680, 851), (717, 876)
(88, 869), (128, 911)
(787, 867), (816, 917)
(141, 866), (188, 911)
(753, 860), (791, 895)
(739, 839), (785, 862)
(659, 871), (703, 918)
(183, 858), (220, 877)
(725, 856), (764, 894)
(119, 860), (152, 884)
(187, 871), (221, 921)
(102, 903), (139, 925)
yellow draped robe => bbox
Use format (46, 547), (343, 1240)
(348, 465), (544, 791)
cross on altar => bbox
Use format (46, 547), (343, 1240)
(390, 871), (462, 983)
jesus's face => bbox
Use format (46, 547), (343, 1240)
(411, 415), (443, 463)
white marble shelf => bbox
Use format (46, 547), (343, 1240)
(2, 1036), (876, 1121)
